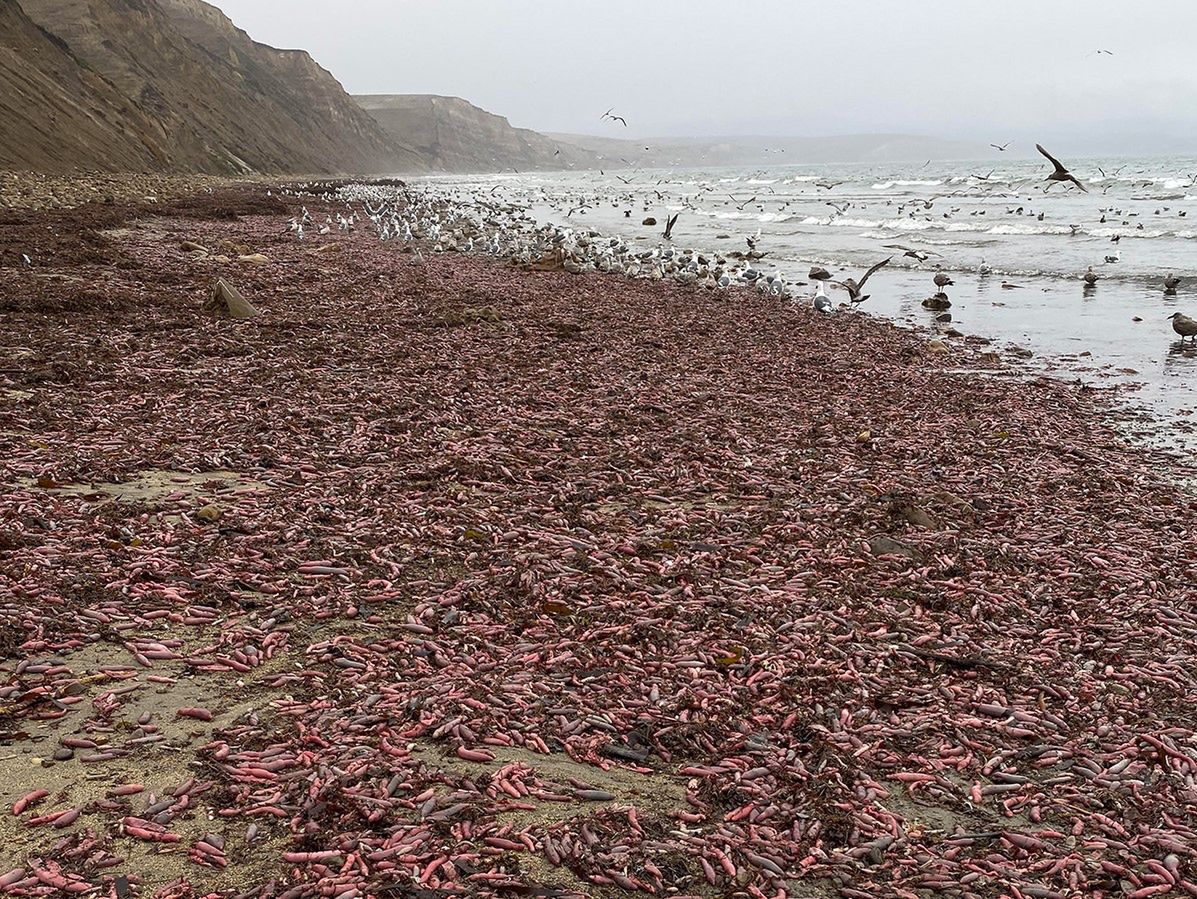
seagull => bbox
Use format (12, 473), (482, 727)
(601, 108), (628, 127)
(1083, 266), (1099, 286)
(19, 253), (32, 267)
(1164, 275), (1182, 295)
(1094, 49), (1114, 56)
(663, 212), (679, 240)
(1036, 144), (1088, 192)
(812, 281), (833, 313)
(833, 257), (891, 303)
(978, 259), (992, 276)
(990, 142), (1010, 152)
(1168, 312), (1197, 342)
(1104, 250), (1120, 264)
(883, 244), (940, 262)
(933, 272), (954, 291)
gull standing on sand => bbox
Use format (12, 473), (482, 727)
(1037, 144), (1089, 192)
(1168, 312), (1197, 342)
(812, 281), (833, 314)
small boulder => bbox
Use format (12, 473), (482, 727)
(180, 240), (207, 253)
(196, 504), (223, 523)
(205, 279), (259, 320)
(868, 536), (922, 561)
(642, 217), (657, 227)
(219, 239), (251, 256)
(237, 253), (270, 266)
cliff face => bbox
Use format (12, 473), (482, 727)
(4, 0), (423, 174)
(155, 0), (425, 172)
(356, 95), (597, 173)
(0, 0), (166, 172)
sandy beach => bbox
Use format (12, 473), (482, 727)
(2, 181), (1197, 898)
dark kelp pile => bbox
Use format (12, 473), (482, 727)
(0, 186), (1196, 899)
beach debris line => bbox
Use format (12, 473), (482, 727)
(1, 182), (1197, 896)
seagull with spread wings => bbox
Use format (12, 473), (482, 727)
(1037, 144), (1088, 192)
(882, 244), (941, 263)
(601, 108), (628, 127)
(833, 257), (891, 304)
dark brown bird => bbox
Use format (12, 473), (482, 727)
(1164, 274), (1182, 294)
(1037, 144), (1088, 192)
(1169, 312), (1197, 342)
(933, 272), (954, 290)
(1083, 267), (1099, 286)
(663, 212), (679, 241)
(834, 257), (891, 303)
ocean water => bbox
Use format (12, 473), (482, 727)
(414, 156), (1197, 449)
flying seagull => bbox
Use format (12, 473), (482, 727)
(833, 257), (891, 303)
(883, 244), (941, 262)
(601, 108), (628, 127)
(1037, 144), (1088, 192)
(990, 142), (1010, 152)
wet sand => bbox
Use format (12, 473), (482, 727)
(1, 183), (1197, 898)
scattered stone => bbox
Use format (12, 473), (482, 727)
(180, 240), (207, 253)
(1009, 345), (1034, 358)
(642, 217), (657, 227)
(196, 504), (223, 523)
(219, 239), (252, 256)
(925, 339), (948, 353)
(237, 253), (270, 266)
(204, 279), (259, 320)
(868, 536), (922, 561)
(934, 312), (952, 323)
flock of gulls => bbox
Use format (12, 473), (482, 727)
(280, 139), (1197, 344)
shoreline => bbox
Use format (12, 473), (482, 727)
(2, 182), (1197, 897)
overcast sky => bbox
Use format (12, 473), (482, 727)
(212, 0), (1197, 154)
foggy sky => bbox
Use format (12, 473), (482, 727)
(212, 0), (1197, 155)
